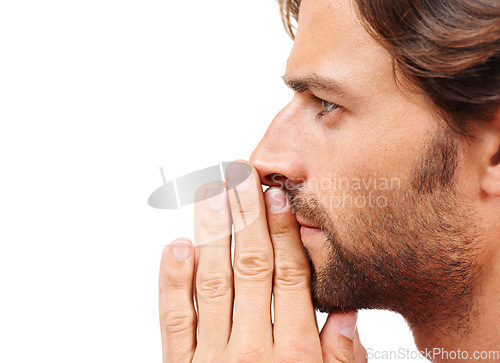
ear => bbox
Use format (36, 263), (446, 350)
(480, 108), (500, 197)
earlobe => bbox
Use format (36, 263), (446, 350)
(481, 146), (500, 197)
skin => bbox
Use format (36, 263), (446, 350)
(160, 0), (500, 361)
(160, 171), (366, 362)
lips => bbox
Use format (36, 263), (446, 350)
(296, 218), (321, 230)
(296, 220), (323, 240)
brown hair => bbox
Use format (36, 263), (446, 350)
(278, 0), (500, 136)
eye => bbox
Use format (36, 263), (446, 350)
(320, 99), (338, 114)
(310, 94), (340, 119)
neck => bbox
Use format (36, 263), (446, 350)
(410, 248), (500, 362)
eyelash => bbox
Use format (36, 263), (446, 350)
(310, 94), (340, 120)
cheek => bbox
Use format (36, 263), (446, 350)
(311, 125), (427, 196)
(313, 96), (439, 182)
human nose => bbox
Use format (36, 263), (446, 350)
(250, 101), (308, 188)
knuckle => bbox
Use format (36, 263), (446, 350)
(276, 341), (321, 363)
(193, 351), (223, 363)
(327, 348), (354, 363)
(274, 262), (310, 288)
(234, 250), (273, 280)
(231, 199), (261, 225)
(196, 272), (232, 300)
(162, 309), (195, 336)
(234, 346), (265, 363)
(277, 348), (307, 362)
(164, 268), (192, 289)
(270, 222), (291, 239)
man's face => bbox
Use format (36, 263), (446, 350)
(250, 0), (479, 332)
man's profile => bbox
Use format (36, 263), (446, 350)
(159, 0), (500, 361)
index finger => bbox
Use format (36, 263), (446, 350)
(264, 187), (320, 347)
(225, 161), (274, 347)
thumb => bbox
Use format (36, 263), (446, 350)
(320, 311), (366, 363)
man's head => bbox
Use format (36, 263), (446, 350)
(250, 0), (500, 341)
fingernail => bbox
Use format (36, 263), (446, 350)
(339, 311), (358, 340)
(171, 241), (191, 261)
(206, 185), (227, 210)
(264, 187), (288, 213)
(226, 162), (253, 191)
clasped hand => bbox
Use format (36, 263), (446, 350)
(159, 161), (366, 362)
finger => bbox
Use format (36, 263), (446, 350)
(159, 239), (196, 363)
(193, 182), (233, 356)
(320, 311), (361, 363)
(225, 161), (274, 345)
(265, 187), (319, 346)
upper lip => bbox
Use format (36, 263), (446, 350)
(296, 218), (321, 229)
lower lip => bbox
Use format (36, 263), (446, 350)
(300, 226), (323, 238)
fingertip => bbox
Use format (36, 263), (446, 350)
(159, 238), (197, 363)
(320, 311), (358, 340)
(170, 238), (193, 261)
(264, 187), (290, 214)
(194, 180), (226, 205)
(339, 311), (358, 340)
(320, 312), (357, 362)
(320, 312), (341, 339)
(161, 238), (193, 267)
(225, 160), (254, 190)
(159, 238), (196, 295)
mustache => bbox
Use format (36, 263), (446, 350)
(281, 183), (334, 234)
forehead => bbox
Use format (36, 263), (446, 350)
(286, 0), (395, 95)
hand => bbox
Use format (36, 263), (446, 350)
(159, 161), (367, 362)
(320, 312), (367, 362)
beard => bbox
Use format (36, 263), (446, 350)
(284, 129), (479, 335)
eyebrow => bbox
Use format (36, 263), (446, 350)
(282, 73), (350, 98)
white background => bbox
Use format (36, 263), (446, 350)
(0, 0), (424, 361)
